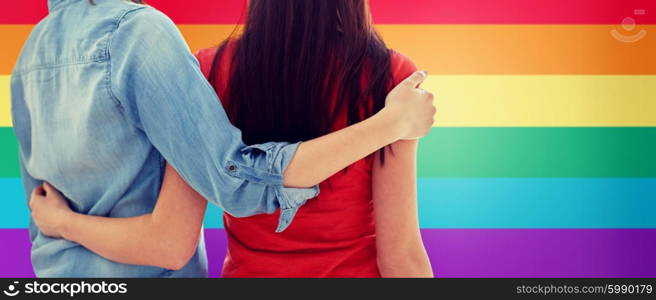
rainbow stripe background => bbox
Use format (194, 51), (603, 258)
(1, 0), (656, 277)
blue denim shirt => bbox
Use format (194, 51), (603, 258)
(11, 0), (319, 277)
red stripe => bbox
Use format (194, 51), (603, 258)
(1, 1), (48, 24)
(146, 0), (246, 24)
(369, 0), (656, 24)
(2, 0), (655, 24)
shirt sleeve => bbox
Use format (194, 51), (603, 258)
(108, 7), (318, 232)
(17, 154), (43, 241)
(390, 50), (419, 86)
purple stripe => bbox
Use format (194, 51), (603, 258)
(420, 229), (656, 278)
(204, 229), (226, 278)
(2, 229), (656, 278)
(0, 229), (34, 277)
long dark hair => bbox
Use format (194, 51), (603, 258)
(209, 0), (393, 162)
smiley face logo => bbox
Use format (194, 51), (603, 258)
(611, 9), (647, 43)
(3, 282), (20, 297)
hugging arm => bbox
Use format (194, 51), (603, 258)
(110, 8), (434, 231)
(372, 140), (433, 277)
(30, 164), (206, 270)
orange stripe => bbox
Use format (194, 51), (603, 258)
(376, 25), (656, 75)
(178, 25), (239, 53)
(0, 26), (32, 74)
(180, 25), (656, 75)
(3, 25), (655, 75)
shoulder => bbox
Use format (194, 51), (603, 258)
(193, 40), (239, 78)
(120, 5), (171, 24)
(109, 5), (190, 60)
(388, 50), (418, 85)
(194, 47), (223, 78)
(114, 6), (179, 39)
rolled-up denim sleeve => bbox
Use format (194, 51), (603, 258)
(108, 7), (318, 232)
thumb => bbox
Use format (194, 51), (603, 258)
(43, 182), (56, 195)
(400, 70), (428, 88)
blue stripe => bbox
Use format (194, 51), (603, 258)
(2, 178), (655, 229)
(203, 203), (223, 228)
(418, 178), (656, 228)
(0, 179), (29, 228)
(0, 178), (225, 229)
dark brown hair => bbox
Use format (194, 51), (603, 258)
(210, 0), (393, 162)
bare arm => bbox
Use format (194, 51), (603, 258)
(29, 164), (206, 270)
(372, 140), (433, 277)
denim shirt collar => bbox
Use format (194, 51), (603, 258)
(48, 0), (65, 10)
(48, 0), (83, 11)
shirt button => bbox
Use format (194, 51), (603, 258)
(227, 164), (238, 172)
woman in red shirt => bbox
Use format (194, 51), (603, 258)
(193, 0), (432, 277)
(28, 0), (433, 278)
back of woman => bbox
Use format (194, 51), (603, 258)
(195, 0), (421, 277)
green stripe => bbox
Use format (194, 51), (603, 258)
(2, 127), (655, 178)
(418, 127), (656, 177)
(0, 127), (18, 177)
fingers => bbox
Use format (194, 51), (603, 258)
(401, 70), (428, 88)
(419, 88), (436, 118)
(421, 88), (435, 108)
(423, 90), (436, 137)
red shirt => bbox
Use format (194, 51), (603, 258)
(195, 44), (417, 278)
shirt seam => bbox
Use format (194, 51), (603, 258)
(105, 6), (148, 107)
(12, 59), (107, 76)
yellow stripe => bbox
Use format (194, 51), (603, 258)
(0, 76), (9, 127)
(423, 75), (656, 126)
(3, 75), (655, 127)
